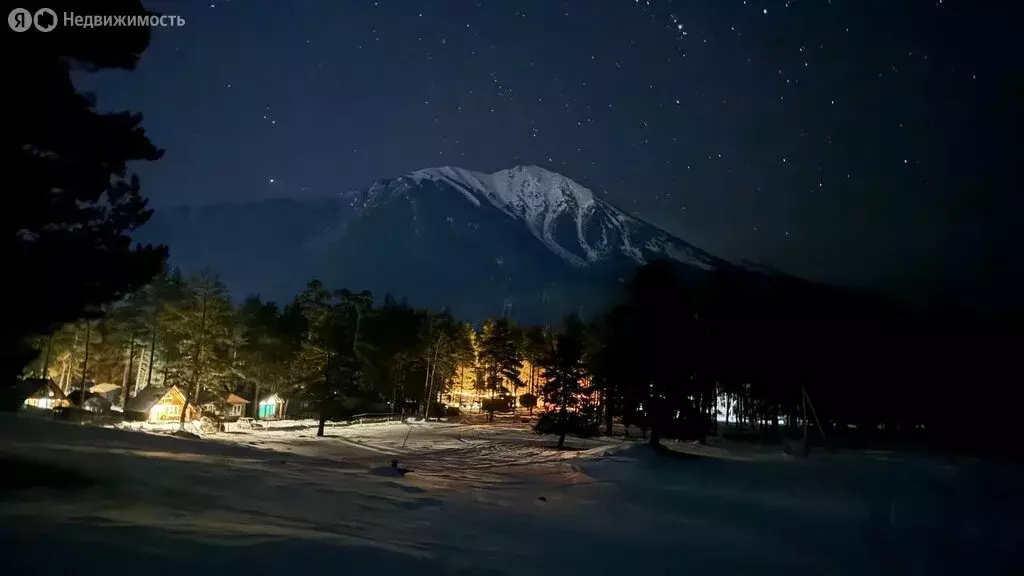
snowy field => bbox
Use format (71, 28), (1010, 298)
(1, 413), (1021, 575)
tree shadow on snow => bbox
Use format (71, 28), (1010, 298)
(0, 456), (95, 494)
(542, 444), (585, 451)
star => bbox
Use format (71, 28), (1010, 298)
(80, 0), (1008, 321)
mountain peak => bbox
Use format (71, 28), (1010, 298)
(139, 166), (739, 323)
(407, 164), (597, 218)
(401, 165), (716, 271)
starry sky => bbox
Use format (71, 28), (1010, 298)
(80, 0), (1019, 309)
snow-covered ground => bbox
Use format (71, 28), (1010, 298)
(1, 413), (1021, 575)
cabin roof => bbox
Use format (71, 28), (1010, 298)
(125, 386), (184, 413)
(19, 378), (68, 401)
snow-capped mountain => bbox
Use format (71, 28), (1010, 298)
(405, 166), (717, 271)
(138, 166), (733, 322)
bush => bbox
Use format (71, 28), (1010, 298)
(534, 411), (601, 438)
(518, 393), (537, 410)
(481, 396), (513, 414)
(52, 406), (122, 426)
(123, 409), (149, 422)
(426, 402), (448, 419)
(445, 406), (461, 418)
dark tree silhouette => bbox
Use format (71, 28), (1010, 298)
(518, 393), (538, 415)
(539, 314), (587, 449)
(620, 261), (699, 447)
(478, 318), (524, 402)
(522, 326), (551, 397)
(8, 0), (167, 387)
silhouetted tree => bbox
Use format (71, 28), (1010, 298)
(8, 0), (167, 389)
(359, 295), (423, 414)
(235, 295), (300, 418)
(522, 326), (552, 397)
(291, 280), (338, 436)
(519, 393), (538, 415)
(479, 317), (524, 403)
(539, 314), (587, 448)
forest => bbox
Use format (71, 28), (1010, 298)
(14, 259), (1017, 455)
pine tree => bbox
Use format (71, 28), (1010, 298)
(361, 296), (426, 415)
(161, 273), (235, 427)
(610, 261), (698, 447)
(235, 296), (295, 419)
(291, 280), (336, 436)
(8, 0), (167, 387)
(479, 317), (524, 402)
(523, 326), (552, 398)
(539, 314), (587, 449)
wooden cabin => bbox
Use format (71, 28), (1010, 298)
(257, 393), (286, 419)
(21, 378), (71, 411)
(199, 392), (250, 420)
(125, 386), (197, 423)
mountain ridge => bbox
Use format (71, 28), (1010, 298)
(136, 165), (750, 322)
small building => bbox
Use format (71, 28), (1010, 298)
(257, 393), (286, 419)
(66, 390), (113, 414)
(21, 378), (71, 410)
(199, 392), (250, 421)
(125, 386), (197, 423)
(88, 383), (122, 404)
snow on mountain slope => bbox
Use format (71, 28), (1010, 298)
(407, 165), (715, 270)
(137, 165), (730, 322)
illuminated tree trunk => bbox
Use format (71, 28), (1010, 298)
(318, 352), (330, 437)
(122, 335), (136, 408)
(181, 293), (208, 428)
(145, 322), (157, 390)
(604, 381), (614, 436)
(422, 334), (442, 419)
(40, 333), (53, 381)
(78, 322), (91, 404)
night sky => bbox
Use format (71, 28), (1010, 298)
(80, 0), (1018, 308)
